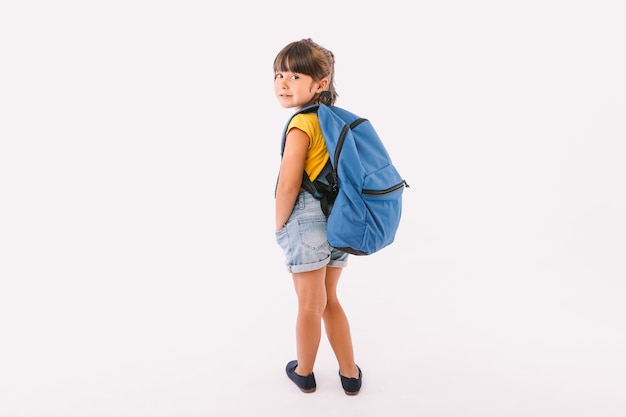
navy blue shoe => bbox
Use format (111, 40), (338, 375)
(339, 365), (362, 395)
(286, 360), (316, 393)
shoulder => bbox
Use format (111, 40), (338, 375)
(288, 112), (319, 130)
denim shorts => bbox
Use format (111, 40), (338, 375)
(275, 191), (349, 273)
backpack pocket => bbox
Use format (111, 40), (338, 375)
(357, 165), (408, 254)
(328, 164), (407, 255)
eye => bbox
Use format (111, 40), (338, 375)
(274, 73), (284, 80)
(291, 74), (300, 80)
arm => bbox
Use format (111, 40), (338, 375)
(275, 127), (310, 230)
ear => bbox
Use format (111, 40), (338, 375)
(316, 78), (329, 93)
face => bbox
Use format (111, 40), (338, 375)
(274, 71), (326, 110)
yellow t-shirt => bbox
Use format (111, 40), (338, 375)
(287, 113), (330, 182)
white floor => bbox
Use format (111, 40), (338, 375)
(2, 244), (624, 416)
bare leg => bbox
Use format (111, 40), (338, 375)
(291, 267), (327, 376)
(323, 266), (359, 378)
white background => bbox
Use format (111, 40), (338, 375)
(1, 1), (625, 416)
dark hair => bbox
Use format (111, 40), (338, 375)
(273, 38), (338, 106)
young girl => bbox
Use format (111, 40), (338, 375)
(273, 38), (362, 396)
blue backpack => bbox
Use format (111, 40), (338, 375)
(280, 104), (409, 256)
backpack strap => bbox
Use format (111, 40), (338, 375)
(301, 160), (338, 217)
(277, 104), (339, 217)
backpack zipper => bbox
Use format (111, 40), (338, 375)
(362, 179), (409, 196)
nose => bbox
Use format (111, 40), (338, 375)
(276, 77), (288, 88)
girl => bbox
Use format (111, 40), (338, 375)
(273, 38), (362, 396)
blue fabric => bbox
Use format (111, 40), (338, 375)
(275, 191), (349, 273)
(281, 104), (407, 256)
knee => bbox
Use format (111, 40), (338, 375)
(298, 296), (327, 317)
